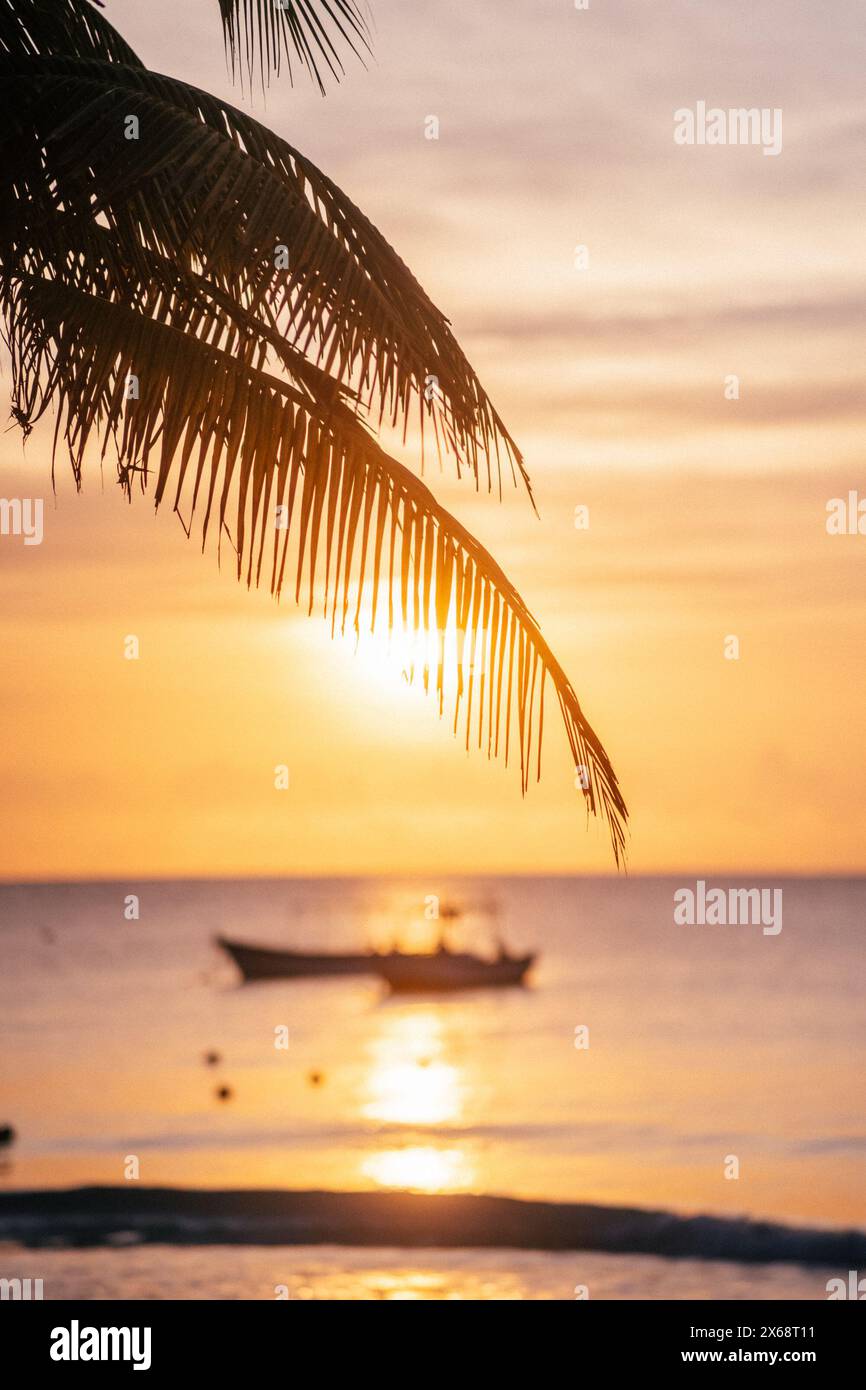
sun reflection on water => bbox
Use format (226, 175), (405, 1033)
(359, 1008), (475, 1191)
(361, 1146), (474, 1193)
(361, 1009), (464, 1126)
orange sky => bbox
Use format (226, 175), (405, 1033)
(1, 0), (865, 877)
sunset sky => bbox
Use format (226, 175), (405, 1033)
(1, 0), (865, 878)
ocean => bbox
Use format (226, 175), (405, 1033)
(0, 874), (863, 1300)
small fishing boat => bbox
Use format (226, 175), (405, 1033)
(217, 909), (536, 992)
(375, 945), (534, 993)
(216, 936), (377, 981)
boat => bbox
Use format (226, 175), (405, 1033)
(217, 924), (536, 992)
(375, 945), (535, 993)
(216, 936), (378, 981)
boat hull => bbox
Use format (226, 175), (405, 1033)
(216, 937), (375, 981)
(375, 952), (535, 992)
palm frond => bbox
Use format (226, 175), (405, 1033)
(0, 0), (142, 65)
(0, 2), (627, 859)
(217, 0), (369, 94)
(2, 270), (628, 862)
(0, 54), (529, 499)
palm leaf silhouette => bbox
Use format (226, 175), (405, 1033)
(217, 0), (369, 92)
(0, 0), (627, 862)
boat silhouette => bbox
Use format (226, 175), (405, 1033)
(216, 935), (534, 991)
(216, 936), (373, 981)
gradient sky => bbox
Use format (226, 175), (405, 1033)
(1, 0), (865, 877)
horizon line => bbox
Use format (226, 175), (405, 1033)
(1, 868), (865, 887)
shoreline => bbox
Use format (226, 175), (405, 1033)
(1, 1188), (863, 1266)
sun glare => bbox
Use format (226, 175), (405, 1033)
(293, 578), (492, 714)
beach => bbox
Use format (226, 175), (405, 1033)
(0, 1242), (838, 1301)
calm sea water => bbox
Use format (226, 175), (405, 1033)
(1, 875), (863, 1299)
